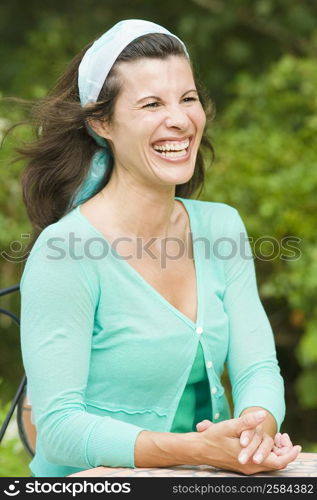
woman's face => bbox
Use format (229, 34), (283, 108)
(97, 55), (206, 187)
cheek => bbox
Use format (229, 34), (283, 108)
(193, 107), (207, 132)
(142, 113), (162, 129)
(126, 114), (161, 141)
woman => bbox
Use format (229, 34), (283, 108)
(19, 19), (301, 477)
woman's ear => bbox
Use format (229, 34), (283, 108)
(87, 118), (112, 140)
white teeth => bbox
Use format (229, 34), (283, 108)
(153, 139), (190, 151)
(159, 149), (187, 158)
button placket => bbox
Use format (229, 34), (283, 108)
(200, 340), (222, 422)
(198, 329), (221, 422)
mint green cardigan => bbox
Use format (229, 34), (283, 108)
(20, 198), (285, 477)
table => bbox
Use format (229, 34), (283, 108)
(69, 453), (317, 477)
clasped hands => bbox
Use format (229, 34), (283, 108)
(195, 410), (301, 475)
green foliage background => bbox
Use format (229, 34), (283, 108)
(0, 0), (316, 477)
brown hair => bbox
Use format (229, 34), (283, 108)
(8, 32), (215, 251)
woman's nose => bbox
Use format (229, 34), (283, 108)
(164, 105), (190, 129)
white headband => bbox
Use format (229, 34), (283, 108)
(78, 18), (189, 106)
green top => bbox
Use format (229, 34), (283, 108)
(20, 198), (285, 477)
(171, 342), (212, 433)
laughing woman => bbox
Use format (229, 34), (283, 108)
(19, 19), (301, 477)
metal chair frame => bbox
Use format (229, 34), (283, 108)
(0, 284), (34, 456)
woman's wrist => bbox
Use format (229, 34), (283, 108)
(134, 429), (203, 468)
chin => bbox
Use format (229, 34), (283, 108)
(157, 168), (195, 186)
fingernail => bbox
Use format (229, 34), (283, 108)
(255, 410), (266, 419)
(253, 453), (263, 463)
(239, 452), (248, 464)
(241, 437), (249, 446)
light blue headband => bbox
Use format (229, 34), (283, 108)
(69, 19), (189, 209)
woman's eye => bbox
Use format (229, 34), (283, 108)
(143, 102), (160, 108)
(183, 97), (198, 103)
(143, 97), (198, 109)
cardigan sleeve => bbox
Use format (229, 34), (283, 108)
(222, 209), (285, 432)
(20, 238), (146, 469)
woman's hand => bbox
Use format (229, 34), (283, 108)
(197, 418), (297, 465)
(273, 432), (296, 456)
(197, 417), (273, 464)
(196, 413), (301, 475)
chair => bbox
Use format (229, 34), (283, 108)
(0, 284), (36, 456)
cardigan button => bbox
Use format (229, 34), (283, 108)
(196, 326), (203, 334)
(206, 361), (213, 369)
(211, 387), (217, 394)
(214, 413), (220, 420)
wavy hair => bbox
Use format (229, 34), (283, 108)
(7, 32), (215, 252)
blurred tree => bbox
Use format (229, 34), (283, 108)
(202, 54), (317, 449)
(0, 0), (316, 475)
(1, 0), (317, 104)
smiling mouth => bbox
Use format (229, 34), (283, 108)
(151, 137), (192, 160)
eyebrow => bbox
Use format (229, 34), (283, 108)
(136, 89), (198, 104)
